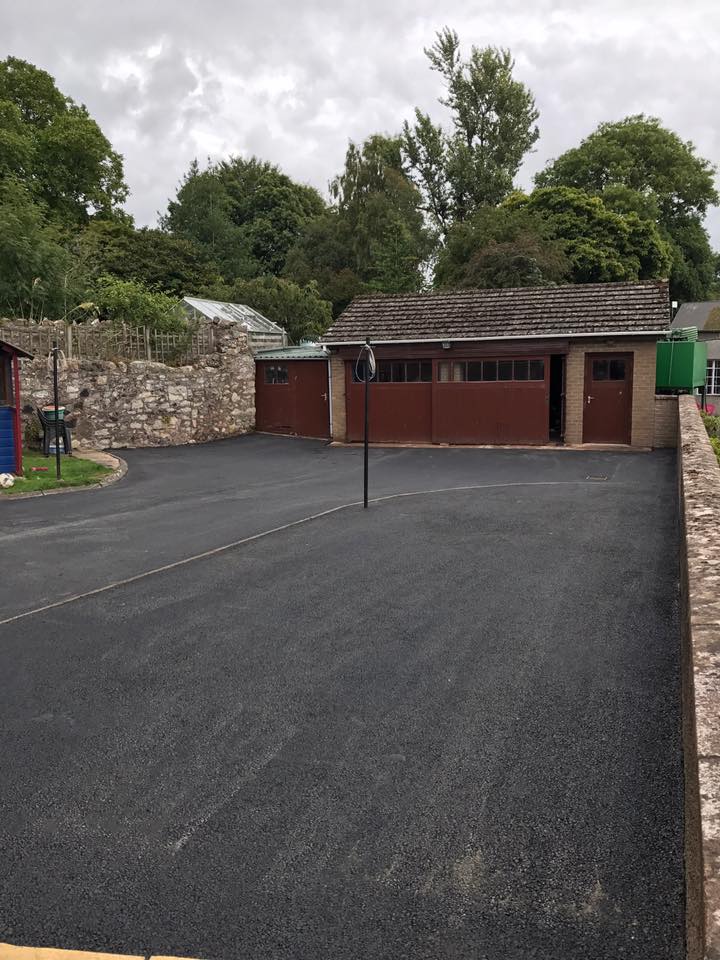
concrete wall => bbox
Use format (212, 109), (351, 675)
(563, 339), (657, 448)
(677, 395), (720, 959)
(19, 319), (255, 450)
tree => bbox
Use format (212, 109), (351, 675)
(507, 187), (671, 283)
(403, 28), (539, 235)
(77, 220), (220, 296)
(0, 178), (81, 319)
(0, 57), (128, 224)
(162, 156), (326, 280)
(203, 275), (332, 343)
(535, 115), (718, 299)
(435, 205), (569, 288)
(285, 134), (433, 314)
(283, 213), (367, 318)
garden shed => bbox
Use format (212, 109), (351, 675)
(0, 338), (33, 474)
(255, 344), (330, 439)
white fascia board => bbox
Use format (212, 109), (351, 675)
(321, 330), (668, 346)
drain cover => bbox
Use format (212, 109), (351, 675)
(586, 475), (608, 481)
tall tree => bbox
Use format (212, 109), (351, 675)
(435, 205), (569, 288)
(162, 156), (326, 280)
(508, 186), (671, 283)
(77, 220), (220, 297)
(0, 57), (127, 224)
(285, 134), (432, 315)
(403, 28), (539, 236)
(535, 115), (718, 300)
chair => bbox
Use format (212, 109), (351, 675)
(37, 406), (72, 456)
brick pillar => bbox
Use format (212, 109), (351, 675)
(330, 356), (347, 441)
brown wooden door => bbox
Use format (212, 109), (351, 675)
(582, 353), (633, 444)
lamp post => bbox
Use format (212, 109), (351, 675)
(52, 340), (61, 480)
(361, 339), (375, 509)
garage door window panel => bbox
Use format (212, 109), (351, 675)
(265, 365), (289, 385)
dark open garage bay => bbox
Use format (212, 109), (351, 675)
(0, 440), (683, 959)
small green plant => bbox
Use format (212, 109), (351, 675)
(701, 411), (720, 464)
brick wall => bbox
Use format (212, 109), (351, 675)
(564, 339), (657, 448)
(653, 395), (679, 448)
(329, 357), (347, 441)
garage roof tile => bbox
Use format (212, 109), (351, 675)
(321, 280), (670, 344)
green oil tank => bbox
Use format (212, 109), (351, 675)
(656, 328), (707, 389)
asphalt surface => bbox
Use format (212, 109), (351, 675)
(0, 438), (683, 959)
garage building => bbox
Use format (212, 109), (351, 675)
(320, 280), (672, 448)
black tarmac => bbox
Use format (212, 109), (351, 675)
(0, 438), (684, 959)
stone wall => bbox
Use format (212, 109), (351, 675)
(18, 319), (255, 449)
(563, 338), (658, 448)
(678, 395), (720, 959)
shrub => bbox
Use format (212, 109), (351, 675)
(93, 275), (186, 332)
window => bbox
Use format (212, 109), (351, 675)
(353, 360), (431, 383)
(438, 358), (545, 382)
(593, 358), (626, 382)
(264, 365), (288, 384)
(708, 360), (720, 394)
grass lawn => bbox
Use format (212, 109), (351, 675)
(1, 450), (113, 495)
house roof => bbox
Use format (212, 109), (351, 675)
(182, 296), (284, 335)
(321, 280), (671, 345)
(671, 301), (720, 334)
(0, 338), (33, 359)
(255, 344), (328, 361)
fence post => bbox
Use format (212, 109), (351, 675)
(65, 323), (73, 359)
(144, 326), (152, 361)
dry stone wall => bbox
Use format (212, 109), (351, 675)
(18, 319), (255, 450)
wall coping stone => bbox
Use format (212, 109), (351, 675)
(679, 394), (720, 959)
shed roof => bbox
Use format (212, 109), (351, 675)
(321, 280), (670, 345)
(0, 338), (33, 359)
(182, 296), (284, 335)
(671, 301), (720, 334)
(255, 344), (329, 361)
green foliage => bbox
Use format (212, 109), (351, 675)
(711, 436), (720, 465)
(162, 156), (326, 280)
(507, 187), (671, 283)
(403, 28), (539, 234)
(435, 205), (569, 288)
(0, 57), (128, 225)
(285, 134), (431, 315)
(77, 220), (220, 296)
(702, 412), (720, 438)
(203, 275), (332, 344)
(0, 178), (82, 319)
(535, 116), (717, 299)
(92, 275), (186, 331)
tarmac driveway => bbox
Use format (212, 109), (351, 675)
(0, 438), (683, 959)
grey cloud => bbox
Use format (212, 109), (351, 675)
(0, 0), (718, 245)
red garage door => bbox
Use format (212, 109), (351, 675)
(433, 357), (549, 445)
(345, 354), (550, 445)
(346, 359), (433, 443)
(256, 360), (330, 439)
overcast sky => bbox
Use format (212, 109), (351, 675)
(2, 0), (719, 244)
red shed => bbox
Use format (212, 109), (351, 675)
(255, 345), (330, 440)
(0, 338), (33, 474)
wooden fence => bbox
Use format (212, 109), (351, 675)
(0, 323), (216, 365)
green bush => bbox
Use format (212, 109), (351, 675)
(701, 412), (720, 438)
(93, 275), (186, 332)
